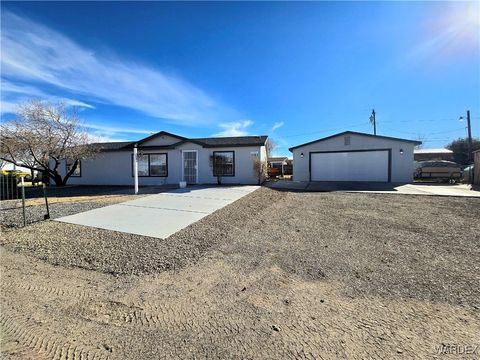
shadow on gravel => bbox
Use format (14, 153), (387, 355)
(23, 185), (184, 199)
(305, 181), (401, 192)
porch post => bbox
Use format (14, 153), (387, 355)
(133, 144), (139, 195)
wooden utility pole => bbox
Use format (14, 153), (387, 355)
(370, 109), (377, 135)
(466, 110), (472, 163)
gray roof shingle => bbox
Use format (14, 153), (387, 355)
(192, 135), (268, 147)
(91, 134), (268, 152)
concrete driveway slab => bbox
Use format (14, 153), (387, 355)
(55, 186), (258, 238)
(266, 180), (480, 197)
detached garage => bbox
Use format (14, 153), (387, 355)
(289, 131), (421, 183)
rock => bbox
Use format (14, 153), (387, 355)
(271, 325), (280, 332)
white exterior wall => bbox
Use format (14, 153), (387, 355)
(58, 144), (265, 186)
(291, 134), (415, 183)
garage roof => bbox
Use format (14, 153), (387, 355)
(288, 131), (422, 151)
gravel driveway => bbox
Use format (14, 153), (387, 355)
(1, 188), (479, 359)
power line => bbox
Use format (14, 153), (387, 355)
(277, 121), (370, 139)
(425, 127), (467, 135)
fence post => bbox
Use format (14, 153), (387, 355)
(43, 182), (50, 220)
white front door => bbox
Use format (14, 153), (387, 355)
(182, 150), (198, 184)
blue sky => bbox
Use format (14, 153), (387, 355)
(1, 1), (479, 156)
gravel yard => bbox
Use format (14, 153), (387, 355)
(1, 187), (479, 359)
(1, 195), (138, 229)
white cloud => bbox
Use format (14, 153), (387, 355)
(1, 79), (94, 113)
(1, 12), (236, 124)
(213, 120), (253, 137)
(84, 123), (156, 143)
(272, 121), (284, 131)
(87, 133), (131, 143)
(85, 123), (155, 135)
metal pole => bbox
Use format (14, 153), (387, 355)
(466, 110), (472, 162)
(21, 176), (26, 227)
(43, 182), (50, 220)
(133, 145), (139, 195)
(466, 110), (473, 185)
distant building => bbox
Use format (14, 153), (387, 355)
(267, 156), (292, 176)
(414, 148), (453, 162)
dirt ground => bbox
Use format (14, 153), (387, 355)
(1, 188), (479, 359)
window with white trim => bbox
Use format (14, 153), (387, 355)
(213, 151), (235, 176)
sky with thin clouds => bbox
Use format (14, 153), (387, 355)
(1, 1), (479, 155)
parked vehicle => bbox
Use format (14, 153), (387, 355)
(414, 160), (462, 183)
(461, 164), (474, 183)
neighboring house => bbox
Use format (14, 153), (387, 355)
(55, 131), (268, 186)
(289, 131), (421, 183)
(268, 156), (289, 176)
(414, 148), (453, 161)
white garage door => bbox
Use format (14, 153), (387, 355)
(311, 150), (389, 182)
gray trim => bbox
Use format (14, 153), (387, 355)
(308, 148), (392, 183)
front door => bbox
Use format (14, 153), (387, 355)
(182, 150), (198, 184)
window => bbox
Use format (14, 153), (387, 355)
(213, 151), (235, 176)
(344, 136), (351, 146)
(132, 153), (168, 177)
(66, 159), (81, 177)
(149, 154), (167, 176)
(137, 155), (149, 176)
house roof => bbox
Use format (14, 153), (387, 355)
(288, 131), (422, 151)
(90, 141), (134, 151)
(414, 148), (453, 154)
(92, 132), (268, 152)
(192, 135), (268, 148)
(135, 131), (189, 145)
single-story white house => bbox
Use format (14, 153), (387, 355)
(56, 131), (268, 186)
(289, 131), (421, 183)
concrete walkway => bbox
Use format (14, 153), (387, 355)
(55, 186), (259, 239)
(266, 180), (480, 197)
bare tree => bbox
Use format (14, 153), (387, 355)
(252, 158), (267, 185)
(266, 138), (276, 158)
(0, 100), (97, 186)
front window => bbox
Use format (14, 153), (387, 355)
(149, 154), (167, 176)
(66, 159), (81, 177)
(213, 151), (234, 176)
(133, 153), (168, 177)
(137, 154), (149, 176)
